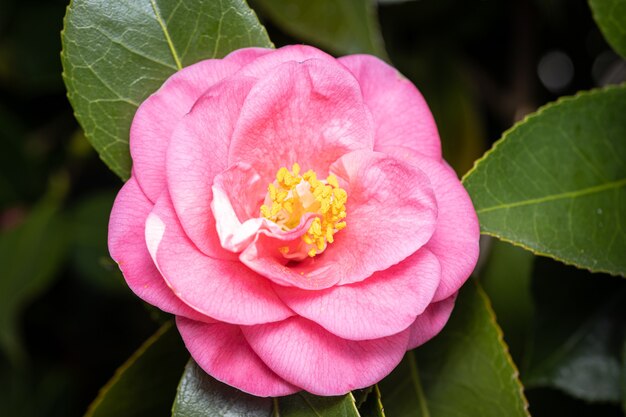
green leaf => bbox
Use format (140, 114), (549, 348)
(589, 0), (626, 59)
(252, 0), (387, 58)
(480, 239), (535, 364)
(172, 360), (271, 417)
(0, 177), (68, 364)
(277, 392), (361, 417)
(172, 360), (361, 417)
(61, 0), (273, 180)
(463, 86), (626, 277)
(380, 282), (529, 417)
(523, 258), (626, 404)
(85, 321), (189, 417)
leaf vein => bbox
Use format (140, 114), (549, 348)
(477, 178), (626, 214)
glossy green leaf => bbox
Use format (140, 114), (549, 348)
(277, 392), (361, 417)
(463, 86), (626, 276)
(253, 0), (386, 58)
(61, 0), (272, 180)
(523, 258), (626, 403)
(85, 321), (189, 417)
(0, 178), (68, 364)
(172, 360), (271, 417)
(380, 282), (529, 417)
(173, 360), (361, 417)
(589, 0), (626, 58)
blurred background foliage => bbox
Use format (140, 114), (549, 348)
(0, 0), (625, 416)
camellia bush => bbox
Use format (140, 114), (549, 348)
(1, 0), (624, 416)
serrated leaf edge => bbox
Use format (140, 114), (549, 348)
(461, 84), (626, 277)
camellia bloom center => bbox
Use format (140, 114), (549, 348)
(260, 163), (347, 260)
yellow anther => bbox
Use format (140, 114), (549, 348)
(260, 163), (347, 258)
(292, 163), (301, 176)
(326, 225), (334, 242)
(275, 191), (287, 203)
(268, 183), (277, 200)
(277, 167), (289, 183)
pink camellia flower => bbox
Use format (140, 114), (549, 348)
(108, 45), (479, 397)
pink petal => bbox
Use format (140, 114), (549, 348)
(166, 75), (258, 259)
(380, 146), (479, 301)
(130, 59), (241, 202)
(239, 227), (339, 290)
(211, 163), (273, 253)
(145, 191), (294, 325)
(339, 54), (441, 159)
(211, 163), (318, 257)
(228, 58), (374, 184)
(273, 248), (441, 340)
(327, 150), (438, 285)
(407, 293), (457, 349)
(222, 47), (273, 67)
(236, 44), (337, 78)
(240, 150), (438, 289)
(242, 316), (410, 395)
(108, 177), (212, 322)
(176, 317), (298, 397)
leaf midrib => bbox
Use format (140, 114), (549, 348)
(149, 0), (183, 70)
(475, 177), (626, 214)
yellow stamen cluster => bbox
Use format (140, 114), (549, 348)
(260, 163), (347, 258)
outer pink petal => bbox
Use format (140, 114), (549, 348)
(380, 146), (480, 301)
(240, 150), (438, 289)
(242, 317), (410, 395)
(236, 44), (336, 78)
(176, 317), (298, 397)
(145, 192), (294, 325)
(222, 47), (273, 66)
(108, 177), (212, 322)
(339, 54), (441, 159)
(130, 59), (241, 202)
(407, 293), (457, 349)
(166, 76), (258, 259)
(273, 248), (441, 341)
(228, 58), (374, 184)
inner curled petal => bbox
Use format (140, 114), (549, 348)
(260, 163), (347, 260)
